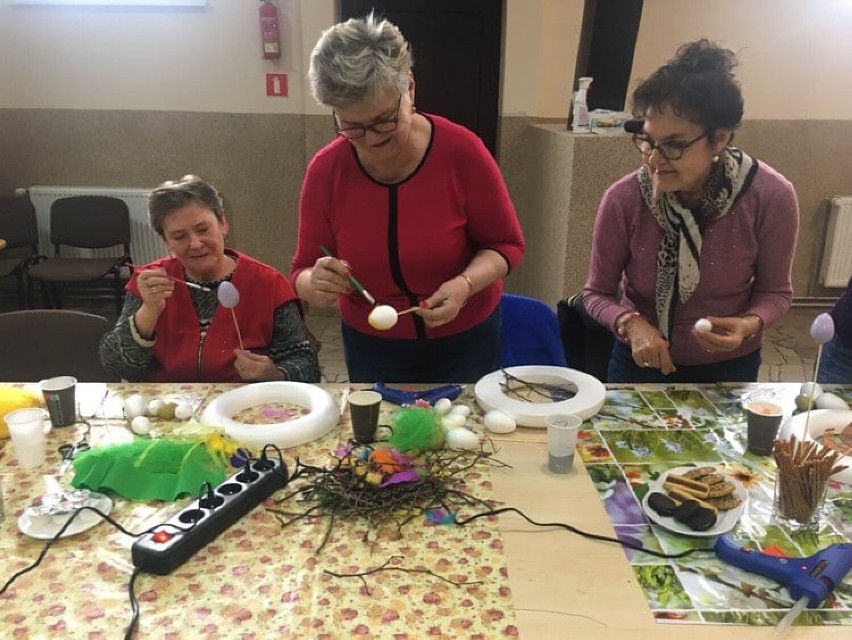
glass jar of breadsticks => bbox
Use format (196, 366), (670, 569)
(772, 435), (847, 529)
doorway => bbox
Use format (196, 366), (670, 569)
(340, 0), (504, 156)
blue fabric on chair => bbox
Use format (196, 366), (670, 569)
(499, 294), (568, 367)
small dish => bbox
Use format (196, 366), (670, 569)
(18, 492), (112, 540)
(641, 466), (748, 538)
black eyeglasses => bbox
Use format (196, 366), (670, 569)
(333, 95), (403, 140)
(632, 131), (709, 161)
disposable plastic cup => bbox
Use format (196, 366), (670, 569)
(5, 407), (51, 469)
(546, 413), (582, 474)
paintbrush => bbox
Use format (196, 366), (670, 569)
(127, 263), (212, 292)
(319, 245), (376, 305)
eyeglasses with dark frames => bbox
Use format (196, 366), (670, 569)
(333, 95), (403, 140)
(632, 131), (709, 161)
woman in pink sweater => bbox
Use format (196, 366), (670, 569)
(583, 40), (799, 383)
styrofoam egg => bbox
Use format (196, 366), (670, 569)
(124, 394), (147, 420)
(147, 398), (165, 417)
(483, 409), (516, 434)
(800, 382), (823, 398)
(367, 305), (399, 331)
(794, 394), (814, 411)
(130, 415), (151, 435)
(174, 402), (194, 421)
(814, 392), (849, 410)
(693, 318), (712, 333)
(445, 427), (479, 451)
(449, 404), (471, 418)
(441, 413), (467, 431)
(433, 397), (453, 415)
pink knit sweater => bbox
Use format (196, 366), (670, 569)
(584, 161), (799, 366)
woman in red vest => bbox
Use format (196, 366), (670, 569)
(100, 175), (320, 383)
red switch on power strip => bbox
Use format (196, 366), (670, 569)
(266, 73), (288, 97)
(152, 530), (173, 544)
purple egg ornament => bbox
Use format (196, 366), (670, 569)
(809, 312), (835, 344)
(217, 281), (240, 308)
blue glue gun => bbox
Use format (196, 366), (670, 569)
(371, 382), (463, 406)
(715, 536), (852, 607)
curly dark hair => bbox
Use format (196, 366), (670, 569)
(631, 39), (743, 140)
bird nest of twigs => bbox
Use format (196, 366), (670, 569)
(267, 440), (507, 553)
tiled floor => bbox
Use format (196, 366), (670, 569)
(306, 306), (824, 384)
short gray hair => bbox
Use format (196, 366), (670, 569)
(148, 175), (224, 237)
(308, 13), (413, 108)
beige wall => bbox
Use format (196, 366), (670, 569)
(2, 0), (851, 299)
(631, 0), (852, 119)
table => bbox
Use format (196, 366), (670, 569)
(0, 382), (849, 638)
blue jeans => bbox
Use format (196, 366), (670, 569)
(342, 308), (501, 383)
(817, 335), (852, 384)
(607, 340), (762, 383)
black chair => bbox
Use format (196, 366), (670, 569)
(557, 292), (614, 382)
(0, 309), (114, 382)
(27, 195), (132, 314)
(499, 293), (568, 367)
(0, 192), (40, 309)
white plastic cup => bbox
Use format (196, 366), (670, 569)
(546, 413), (582, 474)
(5, 407), (51, 469)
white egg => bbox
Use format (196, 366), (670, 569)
(147, 398), (165, 417)
(130, 415), (151, 435)
(124, 394), (147, 419)
(483, 409), (516, 434)
(174, 402), (194, 420)
(449, 404), (471, 418)
(441, 413), (467, 431)
(800, 382), (823, 398)
(814, 392), (849, 410)
(367, 305), (399, 331)
(693, 318), (712, 333)
(433, 397), (453, 415)
(445, 427), (479, 451)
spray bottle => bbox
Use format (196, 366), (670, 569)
(571, 77), (593, 133)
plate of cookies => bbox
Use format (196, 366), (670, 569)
(641, 465), (748, 537)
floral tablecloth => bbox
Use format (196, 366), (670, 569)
(581, 383), (852, 626)
(0, 383), (517, 639)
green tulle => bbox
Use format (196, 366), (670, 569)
(70, 439), (227, 501)
(387, 407), (444, 453)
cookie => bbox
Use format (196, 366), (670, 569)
(707, 494), (742, 510)
(673, 499), (700, 523)
(706, 480), (736, 498)
(683, 466), (716, 480)
(702, 473), (725, 486)
(685, 507), (717, 532)
(648, 492), (677, 517)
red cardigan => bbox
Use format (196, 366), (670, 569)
(292, 114), (525, 339)
(127, 251), (297, 382)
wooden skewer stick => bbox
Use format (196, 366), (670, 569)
(230, 308), (244, 350)
(396, 307), (420, 316)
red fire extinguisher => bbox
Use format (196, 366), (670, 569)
(259, 0), (281, 60)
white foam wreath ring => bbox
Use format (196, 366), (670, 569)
(786, 409), (852, 485)
(475, 365), (606, 427)
(200, 382), (340, 449)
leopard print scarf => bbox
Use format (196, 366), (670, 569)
(637, 147), (757, 340)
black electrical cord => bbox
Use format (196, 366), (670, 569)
(0, 501), (198, 638)
(455, 506), (715, 559)
(125, 566), (143, 640)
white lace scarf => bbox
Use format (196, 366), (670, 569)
(636, 147), (757, 340)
